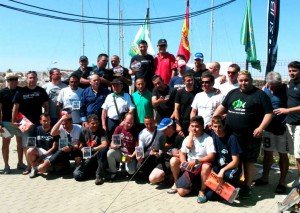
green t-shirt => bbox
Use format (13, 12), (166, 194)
(132, 90), (153, 123)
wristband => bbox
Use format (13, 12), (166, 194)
(195, 159), (199, 164)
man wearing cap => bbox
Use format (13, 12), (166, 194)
(169, 59), (187, 90)
(43, 68), (67, 125)
(186, 52), (207, 90)
(110, 55), (132, 93)
(0, 73), (26, 174)
(72, 55), (93, 89)
(152, 75), (177, 124)
(154, 39), (176, 85)
(149, 118), (184, 185)
(80, 74), (110, 127)
(101, 78), (135, 140)
(129, 40), (155, 91)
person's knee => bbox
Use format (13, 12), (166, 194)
(201, 164), (211, 174)
(149, 169), (164, 183)
(170, 157), (180, 167)
(177, 188), (190, 197)
(73, 169), (85, 181)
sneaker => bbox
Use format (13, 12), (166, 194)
(95, 175), (104, 185)
(239, 186), (252, 199)
(3, 166), (11, 174)
(17, 163), (27, 170)
(109, 173), (117, 182)
(29, 167), (38, 178)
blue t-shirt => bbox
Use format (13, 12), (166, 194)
(210, 130), (241, 168)
(169, 76), (185, 90)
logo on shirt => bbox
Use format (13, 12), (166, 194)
(232, 99), (246, 109)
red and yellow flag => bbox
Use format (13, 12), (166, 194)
(177, 0), (190, 62)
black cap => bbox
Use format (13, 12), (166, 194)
(79, 56), (88, 61)
(157, 39), (167, 46)
(112, 78), (123, 84)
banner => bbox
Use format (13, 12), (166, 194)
(128, 10), (155, 57)
(177, 0), (191, 62)
(240, 0), (261, 71)
(265, 0), (280, 76)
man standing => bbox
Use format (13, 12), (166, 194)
(132, 77), (154, 131)
(173, 73), (198, 137)
(80, 74), (110, 127)
(208, 62), (225, 89)
(154, 39), (176, 85)
(274, 61), (300, 182)
(152, 75), (177, 124)
(129, 40), (155, 91)
(57, 74), (84, 124)
(26, 113), (59, 178)
(213, 70), (273, 198)
(186, 52), (207, 90)
(43, 68), (67, 124)
(169, 60), (187, 90)
(219, 64), (240, 97)
(0, 73), (26, 174)
(12, 71), (50, 174)
(110, 55), (132, 93)
(72, 55), (93, 89)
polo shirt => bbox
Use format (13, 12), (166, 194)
(154, 52), (175, 85)
(132, 89), (153, 123)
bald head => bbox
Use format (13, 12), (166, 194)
(90, 74), (100, 89)
(209, 62), (221, 78)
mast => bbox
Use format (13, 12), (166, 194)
(209, 0), (214, 62)
(81, 0), (85, 56)
(107, 0), (110, 68)
(147, 0), (150, 39)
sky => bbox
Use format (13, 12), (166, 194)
(1, 0), (299, 75)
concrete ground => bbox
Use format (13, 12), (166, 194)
(0, 138), (298, 213)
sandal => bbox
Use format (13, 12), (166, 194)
(253, 178), (269, 186)
(197, 191), (207, 204)
(275, 184), (287, 194)
(22, 167), (31, 175)
(167, 188), (177, 194)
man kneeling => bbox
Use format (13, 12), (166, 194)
(171, 116), (215, 204)
(26, 113), (59, 178)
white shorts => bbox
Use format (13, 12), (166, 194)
(37, 148), (52, 160)
(286, 124), (300, 158)
(262, 130), (292, 154)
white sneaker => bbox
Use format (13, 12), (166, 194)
(29, 167), (38, 178)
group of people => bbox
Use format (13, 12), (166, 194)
(1, 38), (300, 204)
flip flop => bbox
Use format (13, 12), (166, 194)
(253, 178), (269, 186)
(167, 188), (177, 194)
(197, 191), (207, 204)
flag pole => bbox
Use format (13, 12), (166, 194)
(81, 0), (85, 56)
(147, 0), (150, 39)
(209, 0), (214, 62)
(107, 0), (110, 68)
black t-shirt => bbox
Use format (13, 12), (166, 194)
(186, 68), (207, 91)
(72, 67), (93, 89)
(79, 127), (107, 147)
(175, 88), (198, 125)
(210, 130), (241, 168)
(152, 86), (177, 122)
(82, 67), (113, 89)
(0, 86), (22, 122)
(286, 80), (300, 125)
(154, 132), (184, 153)
(13, 86), (50, 125)
(32, 126), (59, 151)
(130, 54), (154, 91)
(222, 87), (273, 137)
(109, 66), (131, 93)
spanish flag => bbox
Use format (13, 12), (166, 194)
(177, 0), (190, 62)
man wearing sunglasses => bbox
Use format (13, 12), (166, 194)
(0, 73), (26, 174)
(154, 39), (176, 85)
(219, 64), (240, 97)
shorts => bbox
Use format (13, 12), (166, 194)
(155, 160), (171, 175)
(286, 124), (300, 158)
(263, 130), (292, 154)
(2, 121), (22, 138)
(237, 136), (261, 163)
(36, 148), (52, 160)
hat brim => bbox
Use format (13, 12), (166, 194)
(157, 120), (173, 131)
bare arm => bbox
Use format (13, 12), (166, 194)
(44, 141), (58, 156)
(101, 109), (107, 132)
(253, 113), (273, 138)
(42, 101), (49, 114)
(274, 106), (300, 115)
(12, 103), (20, 124)
(213, 104), (227, 117)
(217, 155), (239, 179)
(80, 77), (90, 85)
(50, 117), (64, 136)
(190, 108), (197, 119)
(152, 96), (165, 108)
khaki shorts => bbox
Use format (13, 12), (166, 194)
(2, 121), (22, 138)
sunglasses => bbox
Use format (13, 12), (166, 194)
(227, 71), (237, 75)
(158, 45), (167, 47)
(7, 78), (18, 82)
(201, 80), (211, 84)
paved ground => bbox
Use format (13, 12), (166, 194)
(0, 138), (298, 213)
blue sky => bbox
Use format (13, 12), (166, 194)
(0, 0), (299, 73)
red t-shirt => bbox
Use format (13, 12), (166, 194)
(113, 125), (138, 154)
(154, 52), (175, 84)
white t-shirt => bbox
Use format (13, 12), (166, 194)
(191, 91), (222, 127)
(57, 87), (84, 123)
(214, 76), (223, 89)
(181, 133), (215, 162)
(219, 82), (238, 97)
(58, 124), (82, 145)
(138, 128), (163, 151)
(102, 93), (135, 120)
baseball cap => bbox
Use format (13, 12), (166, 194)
(5, 73), (20, 80)
(79, 56), (88, 61)
(177, 60), (186, 68)
(194, 52), (204, 60)
(157, 39), (167, 46)
(111, 78), (123, 84)
(157, 118), (173, 131)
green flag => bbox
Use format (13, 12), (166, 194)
(128, 14), (154, 57)
(240, 0), (261, 71)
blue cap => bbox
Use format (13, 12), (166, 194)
(194, 52), (204, 60)
(157, 118), (173, 131)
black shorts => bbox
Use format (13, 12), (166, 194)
(237, 136), (262, 163)
(155, 160), (171, 174)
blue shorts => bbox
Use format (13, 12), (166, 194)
(2, 121), (22, 138)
